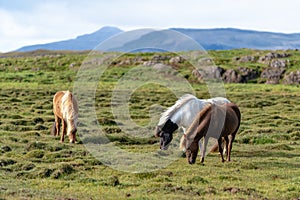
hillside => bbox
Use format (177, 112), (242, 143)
(3, 49), (300, 85)
(16, 27), (300, 52)
(0, 49), (299, 199)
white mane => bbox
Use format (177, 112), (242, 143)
(61, 91), (78, 135)
(157, 94), (197, 127)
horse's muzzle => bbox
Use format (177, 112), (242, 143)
(160, 140), (170, 150)
(188, 159), (195, 165)
(160, 145), (169, 150)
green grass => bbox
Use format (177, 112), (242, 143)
(0, 50), (300, 199)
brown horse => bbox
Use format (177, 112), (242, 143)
(180, 103), (241, 164)
(51, 91), (78, 143)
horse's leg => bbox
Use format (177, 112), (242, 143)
(51, 121), (56, 136)
(54, 116), (61, 136)
(198, 138), (202, 157)
(61, 119), (66, 142)
(200, 137), (209, 163)
(218, 137), (225, 162)
(223, 136), (229, 160)
(222, 138), (227, 155)
(227, 134), (236, 162)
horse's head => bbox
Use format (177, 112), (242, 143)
(67, 120), (78, 143)
(186, 141), (199, 164)
(155, 119), (178, 150)
(69, 128), (77, 143)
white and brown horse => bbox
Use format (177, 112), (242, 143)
(155, 94), (230, 150)
(51, 91), (78, 143)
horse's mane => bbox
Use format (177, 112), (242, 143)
(62, 91), (78, 129)
(179, 103), (212, 150)
(186, 103), (212, 137)
(158, 94), (197, 127)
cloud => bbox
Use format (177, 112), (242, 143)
(0, 1), (100, 52)
(0, 10), (35, 37)
(0, 9), (39, 52)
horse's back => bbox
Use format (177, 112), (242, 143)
(61, 91), (78, 120)
(53, 91), (67, 118)
(64, 91), (78, 112)
(229, 103), (240, 119)
(226, 103), (241, 123)
(53, 91), (67, 103)
(221, 103), (241, 136)
(228, 103), (241, 133)
(53, 90), (78, 117)
(207, 97), (230, 104)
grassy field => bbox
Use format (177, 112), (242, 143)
(0, 50), (300, 200)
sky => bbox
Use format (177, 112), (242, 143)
(1, 0), (300, 52)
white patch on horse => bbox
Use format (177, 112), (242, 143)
(158, 94), (196, 127)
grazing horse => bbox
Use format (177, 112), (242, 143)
(180, 103), (241, 164)
(51, 90), (78, 143)
(155, 94), (230, 150)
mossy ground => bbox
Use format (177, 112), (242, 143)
(0, 50), (299, 199)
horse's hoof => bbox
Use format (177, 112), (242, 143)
(181, 152), (186, 158)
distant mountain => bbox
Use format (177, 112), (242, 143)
(16, 26), (300, 52)
(173, 28), (300, 50)
(17, 26), (123, 52)
(102, 29), (203, 52)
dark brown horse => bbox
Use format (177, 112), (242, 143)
(180, 103), (241, 164)
(51, 91), (78, 143)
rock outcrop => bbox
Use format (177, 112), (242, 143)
(283, 71), (300, 84)
(193, 66), (259, 83)
(260, 59), (289, 84)
(114, 52), (299, 84)
(258, 52), (290, 63)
